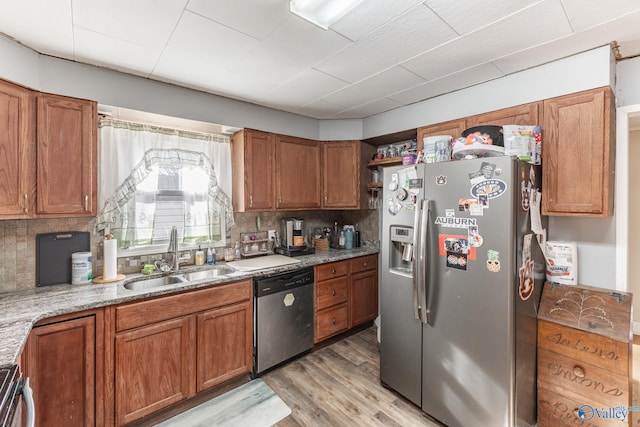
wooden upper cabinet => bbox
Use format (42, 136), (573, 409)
(417, 119), (466, 151)
(36, 93), (97, 216)
(275, 135), (321, 210)
(466, 102), (542, 127)
(542, 87), (614, 216)
(322, 141), (361, 209)
(231, 129), (275, 211)
(0, 79), (36, 218)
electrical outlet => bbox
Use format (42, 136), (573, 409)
(268, 229), (276, 241)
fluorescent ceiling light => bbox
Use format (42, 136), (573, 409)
(290, 0), (365, 30)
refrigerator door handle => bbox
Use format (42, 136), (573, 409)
(412, 198), (423, 320)
(419, 199), (430, 324)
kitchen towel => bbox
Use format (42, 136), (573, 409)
(103, 238), (118, 280)
(154, 379), (291, 427)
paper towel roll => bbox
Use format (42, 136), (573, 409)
(103, 238), (118, 280)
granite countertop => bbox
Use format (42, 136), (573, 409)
(0, 247), (378, 366)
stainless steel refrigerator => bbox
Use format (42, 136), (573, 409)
(379, 156), (546, 427)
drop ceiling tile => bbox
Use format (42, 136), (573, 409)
(74, 27), (162, 76)
(154, 11), (259, 72)
(423, 0), (541, 35)
(328, 97), (403, 119)
(73, 0), (187, 49)
(330, 0), (424, 41)
(228, 15), (352, 86)
(391, 63), (504, 105)
(315, 3), (458, 83)
(296, 99), (350, 119)
(402, 0), (572, 81)
(0, 0), (73, 57)
(321, 66), (425, 109)
(493, 10), (640, 74)
(561, 0), (640, 32)
(187, 0), (289, 40)
(261, 69), (349, 107)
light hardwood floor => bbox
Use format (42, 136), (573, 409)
(264, 329), (640, 426)
(262, 327), (440, 427)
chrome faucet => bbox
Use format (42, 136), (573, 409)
(168, 226), (179, 271)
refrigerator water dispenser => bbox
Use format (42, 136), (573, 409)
(389, 225), (413, 276)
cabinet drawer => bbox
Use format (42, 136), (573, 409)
(316, 277), (348, 310)
(538, 320), (630, 376)
(316, 303), (349, 342)
(316, 261), (349, 281)
(116, 280), (252, 332)
(538, 347), (630, 409)
(350, 254), (377, 274)
(538, 388), (627, 427)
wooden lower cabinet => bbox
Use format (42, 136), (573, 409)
(196, 301), (252, 391)
(111, 279), (253, 426)
(23, 310), (103, 427)
(315, 254), (379, 343)
(115, 316), (196, 426)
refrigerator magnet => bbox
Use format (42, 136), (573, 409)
(518, 259), (535, 300)
(436, 175), (447, 185)
(487, 250), (501, 272)
(468, 226), (483, 248)
(446, 252), (468, 270)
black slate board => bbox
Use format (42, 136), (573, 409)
(36, 231), (91, 286)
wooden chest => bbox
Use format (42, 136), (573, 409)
(537, 282), (633, 426)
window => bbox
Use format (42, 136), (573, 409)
(97, 117), (234, 255)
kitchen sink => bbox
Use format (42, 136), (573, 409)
(124, 274), (188, 291)
(184, 266), (236, 281)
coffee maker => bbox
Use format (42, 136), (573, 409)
(276, 218), (315, 256)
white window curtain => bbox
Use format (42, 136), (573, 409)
(96, 118), (234, 246)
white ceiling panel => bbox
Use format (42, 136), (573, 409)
(261, 69), (349, 107)
(561, 0), (640, 32)
(389, 63), (504, 105)
(153, 11), (259, 75)
(402, 0), (572, 81)
(330, 0), (423, 41)
(321, 67), (425, 109)
(1, 1), (640, 120)
(186, 0), (289, 40)
(0, 0), (73, 56)
(73, 27), (162, 76)
(423, 0), (542, 35)
(315, 3), (458, 83)
(72, 0), (186, 49)
(227, 15), (352, 86)
(493, 9), (640, 74)
(329, 97), (403, 119)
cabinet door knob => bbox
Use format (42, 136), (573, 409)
(363, 262), (367, 267)
(332, 317), (337, 324)
(84, 195), (89, 211)
(573, 365), (585, 378)
(249, 195), (253, 208)
(332, 290), (336, 296)
(23, 193), (28, 213)
(332, 269), (336, 274)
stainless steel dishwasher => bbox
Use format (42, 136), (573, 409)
(253, 267), (314, 375)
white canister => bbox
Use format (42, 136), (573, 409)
(72, 251), (93, 284)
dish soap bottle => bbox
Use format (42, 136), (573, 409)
(206, 246), (214, 265)
(339, 230), (345, 248)
(195, 245), (205, 265)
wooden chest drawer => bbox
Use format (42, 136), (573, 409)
(538, 388), (625, 427)
(538, 319), (629, 376)
(316, 277), (348, 310)
(316, 303), (349, 342)
(116, 280), (252, 332)
(538, 347), (629, 409)
(350, 254), (377, 274)
(316, 260), (349, 282)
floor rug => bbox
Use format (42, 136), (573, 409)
(155, 379), (291, 427)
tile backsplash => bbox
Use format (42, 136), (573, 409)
(0, 209), (379, 293)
